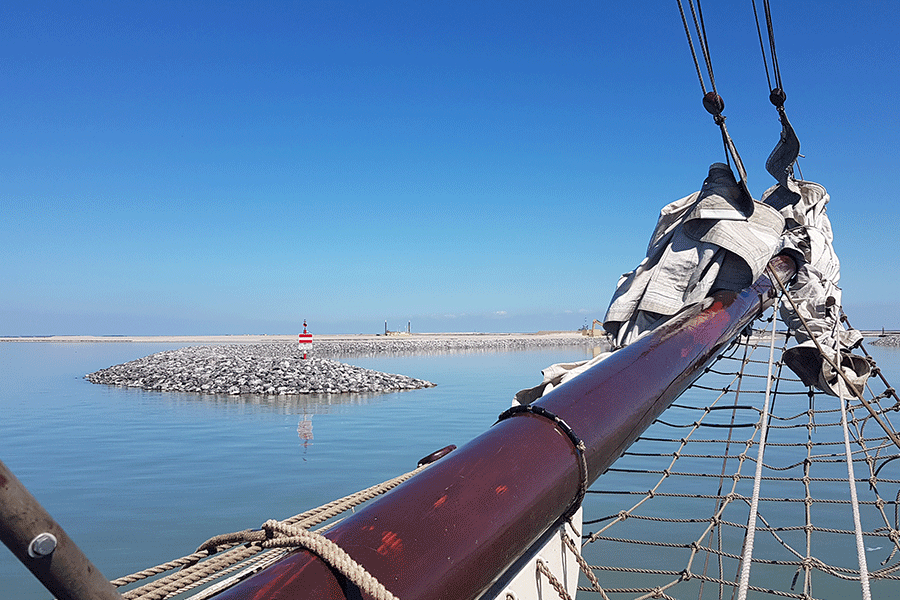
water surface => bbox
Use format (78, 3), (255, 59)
(0, 341), (594, 598)
(1, 341), (898, 598)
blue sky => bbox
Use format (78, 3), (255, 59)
(2, 1), (898, 335)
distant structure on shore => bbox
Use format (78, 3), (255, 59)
(384, 320), (411, 336)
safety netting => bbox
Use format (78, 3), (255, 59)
(578, 309), (900, 600)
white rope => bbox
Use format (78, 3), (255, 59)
(838, 385), (873, 600)
(736, 301), (779, 600)
(261, 520), (400, 600)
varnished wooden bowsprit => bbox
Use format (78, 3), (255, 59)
(216, 256), (796, 600)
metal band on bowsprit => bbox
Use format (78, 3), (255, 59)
(496, 404), (588, 520)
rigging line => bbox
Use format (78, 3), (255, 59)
(675, 0), (708, 96)
(753, 0), (786, 106)
(751, 0), (773, 92)
(698, 337), (751, 596)
(763, 0), (784, 94)
(675, 0), (753, 193)
(839, 388), (874, 600)
(736, 297), (780, 600)
(675, 0), (720, 100)
(692, 0), (718, 96)
(769, 265), (900, 451)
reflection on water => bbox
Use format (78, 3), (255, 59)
(297, 414), (313, 458)
(155, 388), (393, 415)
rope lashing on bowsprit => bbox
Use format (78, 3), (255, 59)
(576, 294), (900, 599)
(497, 404), (589, 520)
(258, 520), (399, 600)
(112, 465), (426, 600)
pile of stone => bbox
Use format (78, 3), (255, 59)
(306, 335), (602, 357)
(86, 336), (604, 396)
(871, 335), (900, 348)
(86, 345), (436, 395)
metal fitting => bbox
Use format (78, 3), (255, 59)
(27, 532), (58, 558)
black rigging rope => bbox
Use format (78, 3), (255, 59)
(675, 0), (804, 196)
(675, 0), (724, 116)
(751, 0), (804, 185)
(752, 0), (786, 108)
(675, 0), (752, 208)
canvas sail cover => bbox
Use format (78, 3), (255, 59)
(603, 162), (784, 348)
(518, 154), (868, 403)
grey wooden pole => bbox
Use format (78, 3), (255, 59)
(0, 459), (123, 600)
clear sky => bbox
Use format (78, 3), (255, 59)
(2, 1), (898, 335)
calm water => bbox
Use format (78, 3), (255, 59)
(0, 341), (596, 598)
(2, 341), (899, 599)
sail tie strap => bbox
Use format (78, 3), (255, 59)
(735, 297), (780, 600)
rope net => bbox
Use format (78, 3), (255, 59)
(579, 307), (900, 600)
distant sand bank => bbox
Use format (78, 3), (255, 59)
(0, 331), (589, 344)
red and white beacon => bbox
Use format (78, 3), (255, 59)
(298, 320), (312, 359)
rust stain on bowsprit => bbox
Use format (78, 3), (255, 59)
(377, 531), (403, 557)
(681, 302), (732, 356)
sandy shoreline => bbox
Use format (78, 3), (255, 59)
(0, 331), (587, 344)
(3, 330), (893, 344)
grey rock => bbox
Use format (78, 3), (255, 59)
(871, 335), (900, 348)
(85, 336), (602, 396)
(85, 345), (437, 396)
